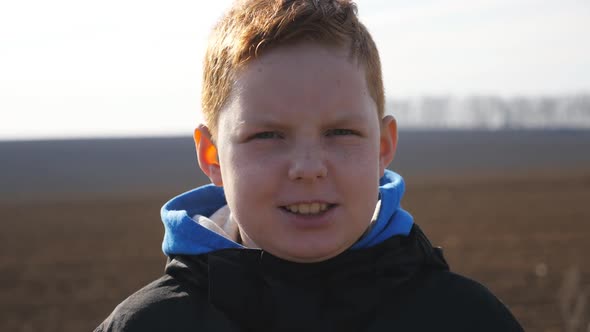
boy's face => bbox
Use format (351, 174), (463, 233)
(197, 41), (397, 262)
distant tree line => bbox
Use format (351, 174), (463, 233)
(389, 95), (590, 129)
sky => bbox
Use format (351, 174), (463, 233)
(1, 0), (589, 140)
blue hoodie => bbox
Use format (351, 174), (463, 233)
(161, 169), (414, 256)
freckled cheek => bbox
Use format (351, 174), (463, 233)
(221, 153), (281, 208)
(329, 144), (381, 193)
(225, 149), (286, 179)
(328, 144), (379, 169)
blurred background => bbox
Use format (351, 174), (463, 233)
(1, 0), (589, 331)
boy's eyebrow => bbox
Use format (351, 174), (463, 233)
(236, 113), (369, 129)
(326, 113), (368, 126)
(234, 117), (289, 130)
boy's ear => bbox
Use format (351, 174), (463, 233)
(379, 115), (398, 178)
(194, 125), (223, 186)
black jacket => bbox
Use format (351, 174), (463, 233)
(95, 225), (523, 331)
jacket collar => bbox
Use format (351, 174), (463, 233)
(165, 224), (449, 332)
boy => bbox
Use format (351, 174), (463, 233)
(96, 0), (523, 331)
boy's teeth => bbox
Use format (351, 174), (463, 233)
(299, 204), (310, 214)
(309, 203), (320, 214)
(286, 203), (329, 215)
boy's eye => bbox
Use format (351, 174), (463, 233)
(326, 129), (358, 136)
(251, 131), (280, 140)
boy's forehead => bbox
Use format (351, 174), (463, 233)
(242, 41), (357, 71)
(233, 110), (372, 126)
(232, 43), (369, 99)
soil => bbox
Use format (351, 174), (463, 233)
(1, 170), (589, 332)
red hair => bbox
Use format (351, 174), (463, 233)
(202, 0), (384, 137)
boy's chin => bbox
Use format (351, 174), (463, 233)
(266, 240), (354, 263)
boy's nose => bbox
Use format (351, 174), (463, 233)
(287, 146), (328, 181)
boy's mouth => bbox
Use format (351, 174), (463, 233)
(280, 202), (336, 215)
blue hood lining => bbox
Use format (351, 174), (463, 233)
(161, 169), (413, 256)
